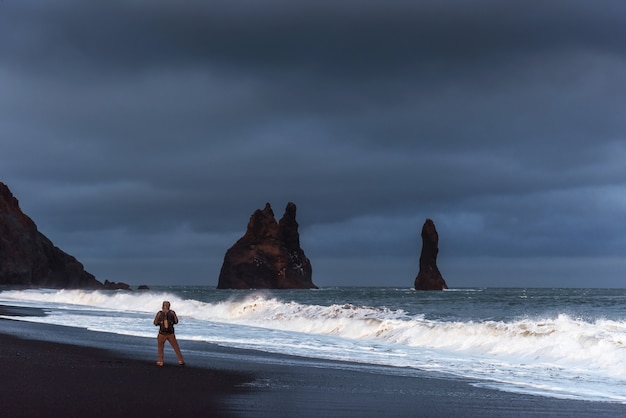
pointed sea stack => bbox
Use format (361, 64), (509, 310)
(414, 219), (448, 291)
(217, 202), (316, 289)
(0, 182), (102, 289)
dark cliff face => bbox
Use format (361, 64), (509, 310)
(414, 219), (448, 291)
(278, 202), (314, 288)
(217, 202), (316, 289)
(0, 182), (102, 289)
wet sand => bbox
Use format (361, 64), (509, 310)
(1, 313), (625, 417)
(0, 332), (252, 417)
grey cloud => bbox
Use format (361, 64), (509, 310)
(4, 1), (626, 77)
(1, 0), (625, 286)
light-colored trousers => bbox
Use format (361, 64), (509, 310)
(157, 333), (184, 363)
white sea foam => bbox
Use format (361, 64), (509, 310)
(1, 289), (625, 403)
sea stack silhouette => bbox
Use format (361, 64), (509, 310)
(217, 202), (317, 289)
(414, 218), (448, 291)
(0, 181), (102, 289)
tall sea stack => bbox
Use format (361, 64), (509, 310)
(217, 202), (316, 289)
(0, 182), (102, 289)
(414, 218), (448, 291)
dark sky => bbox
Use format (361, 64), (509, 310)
(2, 1), (625, 287)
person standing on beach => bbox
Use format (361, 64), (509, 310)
(154, 301), (185, 366)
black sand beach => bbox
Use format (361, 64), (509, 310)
(2, 312), (625, 418)
(1, 333), (252, 418)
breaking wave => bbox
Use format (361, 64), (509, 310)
(2, 288), (626, 402)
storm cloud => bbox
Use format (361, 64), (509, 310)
(2, 1), (625, 287)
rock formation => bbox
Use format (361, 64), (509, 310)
(414, 218), (448, 290)
(217, 202), (317, 289)
(0, 182), (103, 289)
(103, 280), (131, 290)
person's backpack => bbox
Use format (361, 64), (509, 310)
(160, 311), (175, 333)
(163, 312), (169, 330)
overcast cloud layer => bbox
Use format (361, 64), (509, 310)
(2, 1), (625, 287)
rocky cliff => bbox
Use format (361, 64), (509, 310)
(414, 218), (448, 290)
(0, 182), (102, 289)
(217, 202), (316, 289)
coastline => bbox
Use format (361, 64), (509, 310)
(2, 312), (626, 417)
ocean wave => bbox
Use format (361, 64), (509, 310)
(2, 289), (624, 376)
(2, 288), (626, 402)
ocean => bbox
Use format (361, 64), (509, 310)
(1, 286), (625, 404)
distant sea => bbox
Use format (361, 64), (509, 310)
(1, 286), (625, 403)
